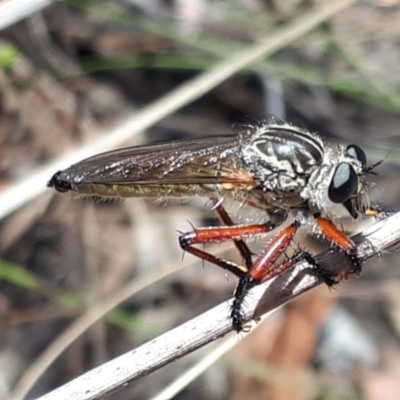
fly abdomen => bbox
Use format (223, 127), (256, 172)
(47, 174), (249, 199)
(47, 172), (73, 193)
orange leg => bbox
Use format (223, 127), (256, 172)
(179, 221), (272, 278)
(315, 216), (364, 277)
(249, 221), (300, 283)
(230, 221), (301, 331)
(316, 217), (354, 252)
(213, 202), (255, 268)
(231, 250), (319, 331)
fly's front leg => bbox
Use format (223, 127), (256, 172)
(179, 222), (272, 279)
(314, 206), (394, 281)
(231, 220), (301, 332)
(315, 216), (362, 279)
(316, 205), (394, 253)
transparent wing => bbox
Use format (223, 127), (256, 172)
(56, 134), (255, 186)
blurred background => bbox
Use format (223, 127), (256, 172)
(1, 0), (400, 399)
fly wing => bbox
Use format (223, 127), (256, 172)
(51, 134), (255, 187)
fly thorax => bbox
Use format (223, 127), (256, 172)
(240, 126), (323, 197)
(241, 143), (305, 195)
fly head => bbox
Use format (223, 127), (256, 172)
(307, 143), (370, 219)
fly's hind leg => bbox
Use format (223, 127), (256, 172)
(231, 219), (302, 332)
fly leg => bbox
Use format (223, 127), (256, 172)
(365, 205), (394, 219)
(231, 220), (302, 332)
(315, 217), (362, 279)
(212, 202), (255, 269)
(179, 220), (272, 279)
(314, 206), (393, 282)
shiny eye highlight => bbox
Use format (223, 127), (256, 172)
(328, 162), (358, 203)
(346, 144), (367, 167)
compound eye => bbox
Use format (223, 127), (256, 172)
(328, 162), (358, 203)
(346, 144), (367, 167)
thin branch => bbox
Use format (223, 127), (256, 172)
(149, 333), (250, 400)
(0, 0), (356, 221)
(35, 211), (400, 400)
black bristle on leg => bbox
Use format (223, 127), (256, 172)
(299, 251), (338, 287)
(231, 276), (257, 332)
(230, 248), (365, 332)
(348, 252), (363, 276)
(300, 249), (365, 287)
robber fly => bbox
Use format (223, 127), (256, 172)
(48, 116), (383, 332)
